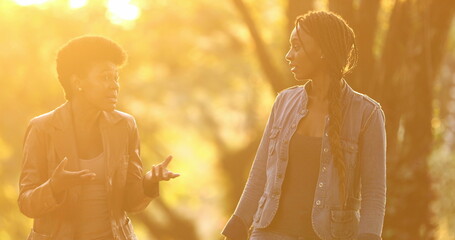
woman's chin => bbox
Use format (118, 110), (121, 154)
(100, 103), (116, 112)
(293, 73), (310, 81)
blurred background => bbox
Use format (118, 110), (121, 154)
(0, 0), (454, 239)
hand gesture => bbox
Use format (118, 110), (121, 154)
(145, 155), (180, 184)
(50, 157), (96, 194)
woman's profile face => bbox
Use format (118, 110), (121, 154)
(76, 61), (120, 112)
(285, 26), (322, 80)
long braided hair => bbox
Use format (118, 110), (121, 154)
(295, 11), (358, 206)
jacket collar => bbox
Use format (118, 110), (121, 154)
(50, 102), (124, 130)
(302, 78), (353, 106)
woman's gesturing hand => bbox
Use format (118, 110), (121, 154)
(50, 157), (96, 194)
(145, 155), (180, 183)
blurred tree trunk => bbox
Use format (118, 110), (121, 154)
(230, 0), (288, 93)
(379, 0), (455, 239)
(287, 0), (314, 32)
(134, 199), (199, 240)
(352, 0), (381, 94)
(328, 0), (355, 26)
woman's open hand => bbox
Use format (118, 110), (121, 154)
(145, 155), (180, 184)
(50, 157), (96, 194)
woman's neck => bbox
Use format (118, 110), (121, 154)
(307, 72), (331, 102)
(70, 98), (101, 130)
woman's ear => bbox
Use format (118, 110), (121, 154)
(70, 75), (83, 94)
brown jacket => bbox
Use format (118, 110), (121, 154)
(18, 102), (159, 240)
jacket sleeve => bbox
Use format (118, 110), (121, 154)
(123, 117), (158, 212)
(18, 120), (67, 218)
(222, 93), (282, 240)
(357, 106), (387, 238)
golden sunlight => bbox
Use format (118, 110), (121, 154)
(106, 0), (140, 24)
(69, 0), (87, 9)
(14, 0), (49, 6)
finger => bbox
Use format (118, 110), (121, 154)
(79, 173), (96, 180)
(55, 157), (68, 172)
(152, 165), (157, 177)
(161, 172), (180, 181)
(168, 172), (180, 178)
(158, 165), (164, 179)
(161, 155), (173, 168)
(66, 169), (92, 176)
(162, 172), (180, 181)
(162, 169), (169, 179)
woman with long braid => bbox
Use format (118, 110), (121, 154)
(222, 11), (386, 240)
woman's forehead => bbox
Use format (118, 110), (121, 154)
(290, 25), (313, 44)
(91, 61), (118, 72)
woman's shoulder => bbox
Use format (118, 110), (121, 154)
(28, 108), (58, 129)
(109, 110), (138, 129)
(348, 90), (385, 125)
(278, 85), (305, 96)
(276, 85), (305, 103)
(111, 109), (135, 121)
(350, 89), (382, 111)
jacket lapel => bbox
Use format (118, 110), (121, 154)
(50, 102), (81, 203)
(99, 110), (125, 180)
(51, 103), (80, 172)
(49, 103), (125, 194)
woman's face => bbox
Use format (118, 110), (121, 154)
(75, 61), (120, 112)
(285, 26), (323, 80)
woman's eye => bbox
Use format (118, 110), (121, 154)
(103, 74), (119, 82)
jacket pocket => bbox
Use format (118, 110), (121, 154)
(341, 140), (358, 161)
(122, 217), (138, 240)
(330, 209), (359, 239)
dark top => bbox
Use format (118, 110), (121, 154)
(75, 153), (113, 240)
(266, 133), (322, 238)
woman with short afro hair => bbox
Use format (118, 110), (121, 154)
(18, 35), (180, 240)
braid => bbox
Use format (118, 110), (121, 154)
(296, 11), (358, 206)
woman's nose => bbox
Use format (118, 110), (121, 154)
(285, 49), (293, 62)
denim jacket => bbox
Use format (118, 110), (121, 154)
(222, 80), (386, 240)
(18, 102), (159, 240)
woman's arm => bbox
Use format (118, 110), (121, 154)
(18, 120), (66, 218)
(122, 117), (158, 212)
(222, 93), (282, 240)
(357, 105), (386, 238)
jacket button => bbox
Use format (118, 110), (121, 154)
(319, 182), (324, 187)
(322, 167), (327, 172)
(323, 148), (328, 153)
(325, 132), (329, 137)
(316, 200), (321, 206)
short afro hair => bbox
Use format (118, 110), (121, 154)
(56, 35), (127, 100)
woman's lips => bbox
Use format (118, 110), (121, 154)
(107, 97), (117, 103)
